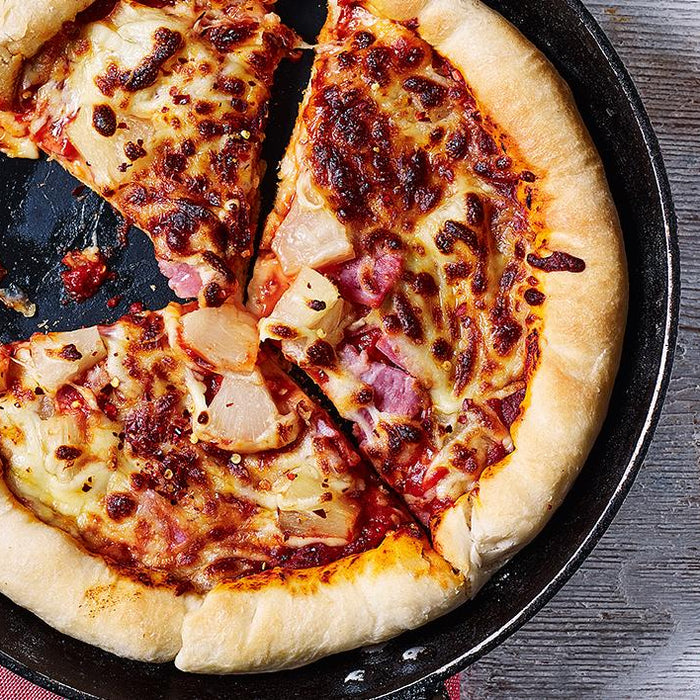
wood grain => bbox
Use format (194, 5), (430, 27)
(461, 1), (700, 696)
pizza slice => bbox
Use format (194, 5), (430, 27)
(250, 0), (627, 590)
(0, 300), (464, 671)
(0, 0), (297, 305)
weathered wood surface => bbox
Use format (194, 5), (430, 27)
(461, 1), (700, 696)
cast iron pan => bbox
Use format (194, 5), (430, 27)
(0, 0), (679, 697)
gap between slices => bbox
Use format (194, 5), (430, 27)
(0, 0), (299, 306)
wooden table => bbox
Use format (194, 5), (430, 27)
(461, 1), (700, 695)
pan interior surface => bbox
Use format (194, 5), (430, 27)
(0, 0), (678, 698)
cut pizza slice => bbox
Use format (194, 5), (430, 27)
(0, 0), (297, 305)
(250, 0), (627, 590)
(0, 300), (464, 671)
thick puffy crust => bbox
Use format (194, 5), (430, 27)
(0, 473), (464, 670)
(0, 0), (94, 107)
(0, 476), (190, 662)
(363, 0), (627, 583)
(175, 527), (466, 673)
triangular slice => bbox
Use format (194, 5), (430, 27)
(0, 0), (296, 304)
(0, 300), (464, 671)
(250, 0), (626, 589)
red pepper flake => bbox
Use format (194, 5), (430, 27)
(106, 294), (122, 309)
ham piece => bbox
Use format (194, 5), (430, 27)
(158, 260), (203, 299)
(340, 345), (422, 418)
(331, 251), (402, 308)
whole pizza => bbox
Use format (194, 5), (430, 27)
(0, 0), (626, 674)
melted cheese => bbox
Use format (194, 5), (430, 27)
(8, 0), (296, 301)
(255, 6), (540, 521)
(0, 303), (396, 591)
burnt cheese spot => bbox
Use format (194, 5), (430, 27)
(394, 293), (424, 343)
(431, 338), (452, 361)
(57, 343), (82, 361)
(353, 31), (375, 49)
(527, 251), (586, 273)
(122, 28), (182, 92)
(454, 346), (476, 394)
(306, 340), (336, 368)
(203, 282), (226, 308)
(524, 288), (546, 306)
(445, 262), (471, 282)
(92, 104), (117, 137)
(55, 445), (82, 460)
(499, 388), (527, 427)
(411, 272), (438, 296)
(465, 192), (485, 225)
(445, 130), (469, 159)
(216, 75), (246, 95)
(269, 324), (297, 339)
(124, 140), (147, 161)
(403, 76), (447, 108)
(206, 21), (258, 52)
(105, 492), (137, 521)
(492, 316), (523, 356)
(151, 200), (217, 253)
(435, 220), (479, 255)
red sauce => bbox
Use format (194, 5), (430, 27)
(35, 118), (80, 161)
(61, 248), (111, 302)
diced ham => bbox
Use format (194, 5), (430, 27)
(158, 260), (203, 299)
(362, 362), (423, 417)
(340, 345), (423, 418)
(375, 336), (408, 371)
(331, 251), (403, 308)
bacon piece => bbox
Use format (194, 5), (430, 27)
(158, 260), (203, 299)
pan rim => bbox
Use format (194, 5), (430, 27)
(0, 0), (680, 697)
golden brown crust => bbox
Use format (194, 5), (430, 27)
(362, 0), (627, 584)
(0, 0), (94, 107)
(0, 477), (191, 662)
(0, 469), (465, 669)
(176, 528), (466, 673)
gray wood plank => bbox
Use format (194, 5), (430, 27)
(461, 1), (700, 697)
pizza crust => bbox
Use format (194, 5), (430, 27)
(0, 472), (465, 669)
(176, 528), (466, 673)
(0, 477), (190, 662)
(362, 0), (626, 586)
(0, 0), (94, 107)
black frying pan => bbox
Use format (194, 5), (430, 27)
(0, 0), (678, 697)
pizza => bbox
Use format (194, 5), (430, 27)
(0, 0), (627, 677)
(250, 0), (627, 589)
(0, 300), (464, 671)
(0, 0), (297, 305)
